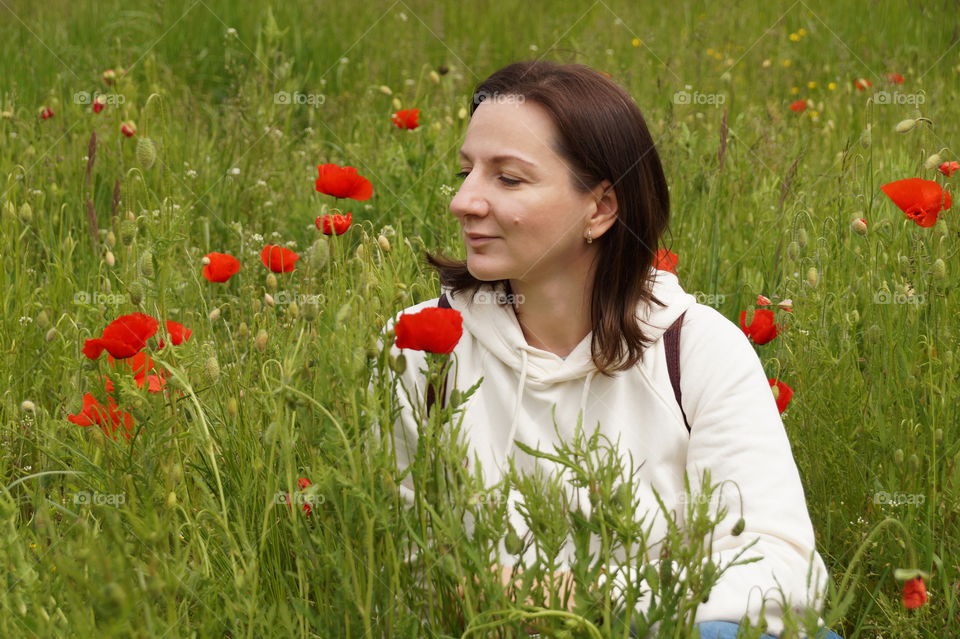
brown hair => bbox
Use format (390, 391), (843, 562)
(424, 60), (671, 377)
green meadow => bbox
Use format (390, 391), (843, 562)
(0, 0), (956, 636)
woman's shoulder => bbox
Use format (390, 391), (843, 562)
(676, 301), (759, 363)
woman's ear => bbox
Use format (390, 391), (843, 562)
(591, 180), (619, 237)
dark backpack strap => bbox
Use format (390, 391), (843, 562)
(664, 311), (690, 434)
(425, 293), (452, 418)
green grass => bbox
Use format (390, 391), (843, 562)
(0, 0), (956, 636)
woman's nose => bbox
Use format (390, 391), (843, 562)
(449, 176), (488, 219)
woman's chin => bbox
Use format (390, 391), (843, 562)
(466, 260), (508, 282)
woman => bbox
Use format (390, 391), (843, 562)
(383, 60), (842, 639)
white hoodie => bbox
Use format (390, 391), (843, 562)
(379, 266), (830, 637)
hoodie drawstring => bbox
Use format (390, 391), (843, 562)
(503, 348), (598, 461)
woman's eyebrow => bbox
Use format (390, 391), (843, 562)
(458, 149), (537, 168)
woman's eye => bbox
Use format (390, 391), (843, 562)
(455, 170), (521, 186)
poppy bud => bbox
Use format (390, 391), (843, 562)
(429, 70), (440, 84)
(377, 235), (391, 252)
(355, 244), (366, 260)
(21, 400), (35, 413)
(105, 251), (115, 267)
(851, 218), (867, 235)
(226, 397), (238, 418)
(787, 241), (800, 260)
(797, 228), (808, 248)
(935, 428), (943, 442)
(306, 237), (330, 271)
(847, 309), (860, 325)
(944, 350), (954, 366)
(504, 523), (523, 555)
(3, 200), (14, 220)
(136, 137), (157, 169)
(106, 231), (116, 248)
(237, 322), (250, 340)
(391, 97), (402, 111)
(18, 202), (32, 223)
(806, 267), (819, 287)
(457, 106), (468, 119)
(208, 307), (221, 322)
(389, 353), (406, 375)
(204, 355), (220, 383)
(265, 273), (278, 291)
(335, 302), (351, 325)
(894, 449), (904, 464)
(287, 301), (299, 318)
(924, 153), (943, 171)
(302, 298), (319, 321)
(126, 210), (136, 222)
(932, 258), (946, 279)
(166, 491), (177, 509)
(119, 219), (137, 246)
(120, 121), (136, 137)
(264, 292), (275, 307)
(859, 125), (871, 149)
(865, 324), (882, 343)
(449, 388), (462, 409)
(255, 329), (269, 352)
(378, 85), (392, 95)
(909, 453), (920, 470)
(138, 251), (154, 278)
(128, 280), (144, 306)
(45, 328), (57, 342)
(895, 118), (917, 133)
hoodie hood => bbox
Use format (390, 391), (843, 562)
(442, 266), (698, 458)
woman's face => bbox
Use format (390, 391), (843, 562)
(450, 97), (606, 286)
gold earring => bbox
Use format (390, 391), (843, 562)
(586, 229), (593, 244)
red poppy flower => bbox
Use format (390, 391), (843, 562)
(83, 312), (159, 360)
(886, 72), (905, 84)
(880, 178), (952, 228)
(768, 378), (794, 413)
(67, 393), (134, 440)
(202, 252), (241, 283)
(121, 121), (136, 137)
(739, 308), (779, 345)
(115, 351), (167, 393)
(853, 78), (872, 91)
(298, 478), (313, 515)
(260, 245), (299, 273)
(391, 108), (421, 130)
(938, 161), (959, 177)
(166, 320), (192, 346)
(654, 248), (678, 274)
(902, 577), (928, 609)
(40, 107), (54, 120)
(317, 212), (353, 235)
(395, 307), (464, 354)
(315, 164), (374, 201)
(789, 100), (807, 113)
(92, 95), (106, 114)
